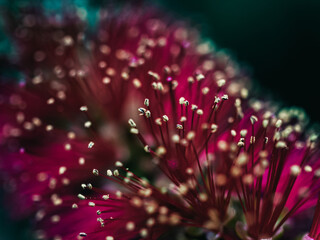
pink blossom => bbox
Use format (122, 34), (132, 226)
(0, 4), (319, 240)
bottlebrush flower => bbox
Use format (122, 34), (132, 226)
(1, 3), (319, 240)
(0, 84), (117, 218)
(78, 97), (320, 240)
(35, 192), (169, 240)
(0, 2), (242, 223)
(32, 195), (105, 240)
(235, 130), (320, 240)
(61, 11), (266, 237)
(3, 3), (252, 240)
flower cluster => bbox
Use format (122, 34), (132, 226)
(0, 2), (319, 240)
(80, 93), (320, 240)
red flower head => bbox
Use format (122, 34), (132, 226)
(1, 2), (243, 223)
(13, 3), (250, 240)
(80, 101), (320, 240)
(1, 3), (320, 240)
(0, 84), (116, 218)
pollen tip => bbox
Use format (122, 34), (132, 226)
(92, 169), (99, 176)
(290, 165), (302, 176)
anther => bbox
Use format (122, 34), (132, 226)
(77, 194), (86, 200)
(128, 119), (136, 127)
(92, 169), (99, 176)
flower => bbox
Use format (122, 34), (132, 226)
(1, 2), (320, 240)
(32, 196), (104, 240)
(1, 2), (242, 222)
(0, 84), (117, 218)
(58, 4), (263, 238)
(234, 119), (320, 240)
(4, 3), (251, 239)
(0, 7), (124, 218)
(35, 193), (168, 240)
(80, 97), (320, 240)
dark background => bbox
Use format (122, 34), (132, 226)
(0, 0), (319, 239)
(157, 0), (320, 123)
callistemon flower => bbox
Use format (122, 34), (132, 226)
(0, 3), (244, 221)
(75, 89), (320, 240)
(36, 191), (171, 240)
(72, 45), (262, 239)
(4, 4), (231, 123)
(138, 105), (320, 239)
(0, 84), (117, 218)
(1, 3), (320, 240)
(304, 194), (320, 240)
(234, 128), (320, 240)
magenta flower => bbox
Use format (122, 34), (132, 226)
(1, 4), (250, 240)
(35, 193), (168, 240)
(1, 3), (241, 221)
(1, 3), (319, 240)
(0, 84), (117, 218)
(1, 2), (233, 237)
(234, 125), (320, 239)
(77, 99), (320, 240)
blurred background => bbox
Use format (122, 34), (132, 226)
(0, 0), (320, 239)
(157, 0), (320, 123)
(2, 0), (320, 120)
